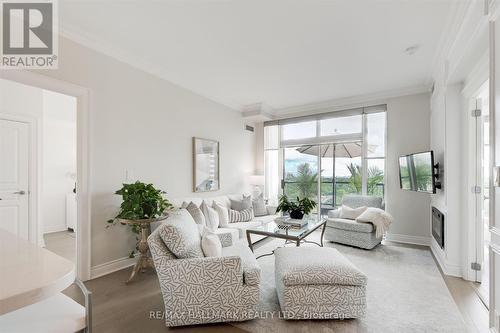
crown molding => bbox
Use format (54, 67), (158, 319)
(431, 0), (472, 84)
(461, 49), (489, 98)
(429, 0), (469, 86)
(490, 0), (500, 21)
(432, 0), (489, 87)
(241, 103), (274, 122)
(271, 85), (430, 118)
(59, 23), (243, 112)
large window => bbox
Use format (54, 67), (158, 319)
(264, 105), (386, 215)
(320, 115), (362, 136)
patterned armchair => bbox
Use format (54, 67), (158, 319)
(324, 195), (385, 249)
(148, 226), (261, 327)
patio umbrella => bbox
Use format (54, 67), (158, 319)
(296, 142), (376, 158)
(295, 143), (377, 210)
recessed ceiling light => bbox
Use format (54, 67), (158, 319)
(404, 45), (420, 55)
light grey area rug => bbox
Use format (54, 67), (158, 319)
(233, 233), (467, 333)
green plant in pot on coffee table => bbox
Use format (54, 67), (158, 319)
(107, 181), (172, 283)
(276, 195), (317, 219)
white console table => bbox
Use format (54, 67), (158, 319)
(0, 229), (91, 332)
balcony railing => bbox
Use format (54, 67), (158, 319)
(283, 179), (384, 216)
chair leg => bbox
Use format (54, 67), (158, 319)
(74, 278), (92, 333)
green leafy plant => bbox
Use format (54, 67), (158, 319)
(276, 195), (317, 219)
(346, 163), (384, 194)
(294, 163), (318, 198)
(107, 181), (172, 257)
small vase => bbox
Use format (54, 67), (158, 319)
(289, 210), (304, 219)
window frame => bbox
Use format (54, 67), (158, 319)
(264, 106), (387, 211)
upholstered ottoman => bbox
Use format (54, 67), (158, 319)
(275, 247), (367, 320)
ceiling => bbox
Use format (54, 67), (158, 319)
(60, 0), (456, 113)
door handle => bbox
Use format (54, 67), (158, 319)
(13, 190), (26, 195)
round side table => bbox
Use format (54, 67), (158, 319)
(119, 216), (167, 284)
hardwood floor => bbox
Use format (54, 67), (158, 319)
(44, 230), (76, 263)
(442, 276), (489, 333)
(64, 240), (489, 333)
(64, 268), (248, 333)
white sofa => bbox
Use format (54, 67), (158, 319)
(153, 194), (278, 246)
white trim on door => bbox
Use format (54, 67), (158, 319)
(0, 70), (92, 281)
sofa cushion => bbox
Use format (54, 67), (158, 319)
(200, 200), (219, 231)
(342, 195), (383, 209)
(230, 195), (252, 211)
(339, 205), (367, 220)
(170, 195), (232, 210)
(326, 217), (374, 233)
(225, 221), (262, 238)
(213, 227), (239, 246)
(185, 201), (206, 226)
(229, 207), (254, 222)
(252, 194), (268, 217)
(159, 209), (204, 259)
(275, 247), (367, 287)
(201, 228), (222, 257)
(213, 202), (229, 227)
(251, 214), (277, 225)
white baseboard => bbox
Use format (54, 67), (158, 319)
(90, 255), (137, 279)
(430, 239), (462, 277)
(44, 225), (68, 234)
(385, 233), (432, 246)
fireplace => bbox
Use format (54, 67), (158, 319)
(432, 207), (444, 248)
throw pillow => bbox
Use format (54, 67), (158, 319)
(252, 193), (267, 217)
(339, 205), (367, 220)
(201, 228), (222, 257)
(229, 207), (254, 222)
(185, 201), (206, 226)
(230, 194), (252, 211)
(213, 202), (229, 227)
(159, 209), (204, 259)
(180, 201), (189, 209)
(200, 200), (219, 231)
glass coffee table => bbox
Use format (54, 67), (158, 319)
(246, 216), (327, 259)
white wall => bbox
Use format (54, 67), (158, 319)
(31, 37), (254, 270)
(0, 79), (43, 117)
(430, 83), (469, 278)
(385, 93), (431, 243)
(42, 90), (77, 233)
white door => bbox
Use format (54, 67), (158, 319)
(0, 119), (29, 239)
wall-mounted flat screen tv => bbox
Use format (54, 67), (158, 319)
(398, 151), (438, 194)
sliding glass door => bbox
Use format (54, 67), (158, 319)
(264, 106), (386, 215)
(283, 142), (365, 216)
(283, 147), (318, 216)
